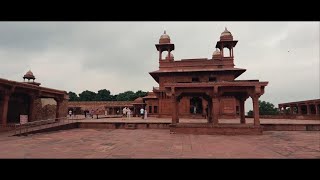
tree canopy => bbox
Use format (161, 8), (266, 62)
(68, 89), (148, 102)
(247, 100), (279, 116)
(78, 90), (97, 101)
(68, 91), (79, 101)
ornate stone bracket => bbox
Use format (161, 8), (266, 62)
(248, 86), (265, 98)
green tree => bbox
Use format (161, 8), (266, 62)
(111, 95), (118, 101)
(68, 91), (79, 101)
(116, 91), (136, 101)
(95, 89), (112, 101)
(116, 90), (148, 101)
(78, 90), (97, 101)
(135, 90), (148, 99)
(247, 100), (279, 116)
(69, 89), (148, 101)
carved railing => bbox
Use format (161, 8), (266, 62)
(13, 117), (75, 136)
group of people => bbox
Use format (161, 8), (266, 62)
(121, 107), (148, 120)
(140, 108), (148, 119)
(122, 107), (132, 119)
(69, 107), (149, 120)
(84, 109), (99, 119)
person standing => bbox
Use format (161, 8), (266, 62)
(140, 108), (144, 119)
(123, 107), (127, 117)
(91, 109), (94, 119)
(144, 109), (148, 120)
(96, 108), (99, 119)
(127, 109), (131, 119)
(69, 110), (72, 118)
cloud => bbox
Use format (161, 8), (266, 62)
(0, 22), (319, 111)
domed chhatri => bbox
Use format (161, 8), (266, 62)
(220, 27), (233, 41)
(212, 49), (221, 57)
(159, 30), (171, 44)
(23, 70), (35, 81)
(22, 70), (41, 86)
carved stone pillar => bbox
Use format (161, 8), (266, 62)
(207, 100), (212, 123)
(307, 104), (311, 115)
(239, 97), (246, 124)
(56, 100), (61, 119)
(212, 97), (220, 125)
(1, 92), (10, 125)
(176, 97), (180, 123)
(55, 97), (67, 120)
(171, 96), (178, 124)
(171, 87), (179, 124)
(28, 95), (35, 122)
(297, 104), (302, 115)
(290, 105), (294, 115)
(252, 95), (260, 126)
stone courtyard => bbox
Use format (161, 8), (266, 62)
(0, 127), (319, 158)
(0, 25), (319, 159)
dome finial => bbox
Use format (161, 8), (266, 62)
(159, 30), (171, 44)
(225, 27), (227, 31)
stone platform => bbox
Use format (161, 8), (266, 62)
(3, 117), (320, 137)
(1, 129), (319, 158)
(169, 123), (263, 135)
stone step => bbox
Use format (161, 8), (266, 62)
(125, 124), (136, 129)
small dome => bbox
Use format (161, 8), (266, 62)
(23, 70), (35, 79)
(26, 70), (33, 76)
(212, 49), (221, 56)
(159, 30), (171, 44)
(133, 97), (144, 103)
(220, 27), (233, 41)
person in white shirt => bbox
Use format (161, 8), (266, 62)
(122, 107), (127, 117)
(140, 108), (144, 119)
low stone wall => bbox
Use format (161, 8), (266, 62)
(10, 121), (320, 136)
(246, 115), (320, 120)
(262, 124), (320, 131)
(170, 124), (263, 135)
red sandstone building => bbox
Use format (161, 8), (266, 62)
(69, 28), (268, 127)
(142, 28), (268, 126)
(0, 71), (69, 125)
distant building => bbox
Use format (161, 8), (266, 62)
(0, 70), (69, 125)
(278, 99), (320, 115)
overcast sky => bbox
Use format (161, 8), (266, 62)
(0, 22), (319, 110)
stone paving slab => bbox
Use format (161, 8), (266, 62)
(0, 129), (319, 158)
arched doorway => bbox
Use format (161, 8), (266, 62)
(7, 93), (30, 124)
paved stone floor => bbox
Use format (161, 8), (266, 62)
(0, 128), (319, 158)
